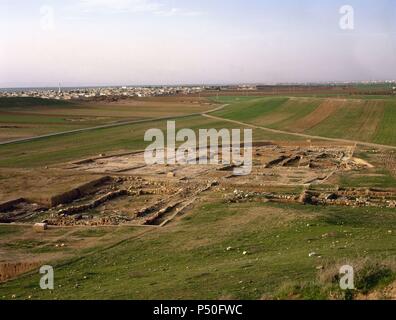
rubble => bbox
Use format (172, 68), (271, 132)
(2, 143), (394, 228)
(56, 189), (128, 216)
(223, 187), (396, 208)
(0, 199), (45, 223)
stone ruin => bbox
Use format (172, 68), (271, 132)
(1, 143), (394, 228)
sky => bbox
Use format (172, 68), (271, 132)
(0, 0), (395, 87)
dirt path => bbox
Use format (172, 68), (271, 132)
(203, 113), (396, 151)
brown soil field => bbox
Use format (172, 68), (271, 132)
(0, 168), (101, 203)
(289, 99), (344, 132)
(0, 97), (216, 143)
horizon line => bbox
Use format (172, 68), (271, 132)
(1, 80), (396, 90)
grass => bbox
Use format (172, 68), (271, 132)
(210, 96), (396, 146)
(5, 94), (396, 168)
(1, 200), (395, 300)
(267, 99), (321, 129)
(5, 240), (48, 251)
(0, 114), (302, 168)
(71, 228), (110, 238)
(213, 97), (289, 122)
(338, 169), (396, 188)
(0, 114), (77, 125)
(1, 94), (395, 300)
(0, 225), (23, 236)
(0, 97), (72, 109)
(373, 100), (396, 146)
(305, 100), (385, 141)
(354, 263), (394, 294)
(0, 97), (215, 143)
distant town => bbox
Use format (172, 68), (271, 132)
(0, 86), (205, 100)
(0, 81), (395, 101)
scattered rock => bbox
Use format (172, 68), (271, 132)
(33, 223), (48, 232)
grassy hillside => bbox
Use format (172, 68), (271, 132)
(1, 200), (395, 300)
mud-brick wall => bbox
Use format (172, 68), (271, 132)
(48, 176), (111, 207)
(0, 262), (39, 282)
(0, 198), (25, 212)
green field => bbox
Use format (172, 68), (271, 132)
(1, 200), (395, 300)
(0, 97), (214, 143)
(1, 95), (396, 300)
(0, 114), (304, 168)
(2, 95), (396, 168)
(212, 96), (396, 146)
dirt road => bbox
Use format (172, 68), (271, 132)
(203, 113), (396, 151)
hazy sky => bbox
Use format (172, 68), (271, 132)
(1, 0), (395, 87)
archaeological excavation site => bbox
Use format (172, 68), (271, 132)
(1, 142), (395, 229)
(3, 0), (396, 302)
